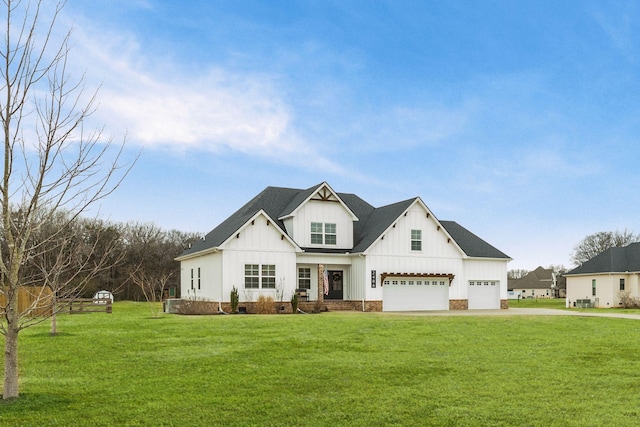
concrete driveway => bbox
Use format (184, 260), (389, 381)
(386, 308), (640, 320)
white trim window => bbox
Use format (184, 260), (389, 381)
(262, 265), (276, 289)
(411, 229), (422, 251)
(325, 223), (337, 245)
(310, 222), (337, 245)
(298, 267), (311, 290)
(244, 264), (277, 289)
(311, 222), (323, 244)
(244, 264), (259, 289)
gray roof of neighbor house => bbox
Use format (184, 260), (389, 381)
(509, 266), (554, 290)
(178, 184), (510, 260)
(566, 243), (640, 275)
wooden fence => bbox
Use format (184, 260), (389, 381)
(0, 287), (112, 316)
(0, 286), (53, 317)
(60, 298), (113, 314)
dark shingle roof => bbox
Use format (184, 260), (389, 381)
(178, 186), (300, 257)
(440, 221), (510, 259)
(178, 185), (510, 260)
(351, 198), (415, 253)
(510, 266), (554, 289)
(566, 243), (640, 275)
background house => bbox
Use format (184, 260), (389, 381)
(508, 267), (564, 299)
(176, 182), (511, 312)
(565, 242), (640, 308)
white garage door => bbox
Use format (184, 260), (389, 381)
(383, 278), (449, 311)
(468, 280), (500, 309)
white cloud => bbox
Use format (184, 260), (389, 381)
(65, 16), (312, 160)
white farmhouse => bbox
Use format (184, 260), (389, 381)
(175, 182), (511, 312)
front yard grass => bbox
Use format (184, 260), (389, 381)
(2, 302), (640, 426)
(508, 297), (568, 309)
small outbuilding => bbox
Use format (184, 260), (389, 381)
(93, 290), (114, 304)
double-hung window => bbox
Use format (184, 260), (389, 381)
(245, 264), (259, 289)
(324, 223), (337, 245)
(620, 278), (625, 291)
(262, 265), (276, 289)
(311, 222), (323, 244)
(310, 222), (337, 245)
(592, 279), (597, 296)
(411, 229), (422, 251)
(244, 264), (276, 289)
(298, 268), (311, 289)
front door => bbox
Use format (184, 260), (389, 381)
(326, 270), (343, 300)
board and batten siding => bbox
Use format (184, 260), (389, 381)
(222, 213), (298, 302)
(179, 251), (222, 301)
(349, 255), (367, 302)
(287, 200), (354, 249)
(365, 203), (465, 301)
(462, 259), (508, 301)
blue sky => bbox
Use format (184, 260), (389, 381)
(57, 1), (640, 270)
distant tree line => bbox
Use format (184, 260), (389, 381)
(2, 208), (201, 302)
(571, 229), (639, 266)
(508, 229), (639, 278)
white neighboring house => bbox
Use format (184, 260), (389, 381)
(175, 182), (511, 311)
(565, 242), (640, 308)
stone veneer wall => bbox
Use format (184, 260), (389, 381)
(500, 299), (509, 309)
(316, 300), (382, 312)
(180, 300), (382, 314)
(449, 299), (468, 310)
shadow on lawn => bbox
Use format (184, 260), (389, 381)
(0, 391), (73, 408)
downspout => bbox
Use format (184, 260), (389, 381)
(359, 253), (366, 312)
(213, 248), (228, 314)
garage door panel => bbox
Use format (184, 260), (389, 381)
(468, 280), (500, 309)
(383, 278), (449, 311)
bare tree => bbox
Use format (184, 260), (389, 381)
(507, 269), (529, 280)
(571, 229), (639, 266)
(123, 222), (199, 314)
(0, 1), (131, 400)
(129, 268), (173, 318)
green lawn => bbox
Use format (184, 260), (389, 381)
(2, 302), (640, 426)
(508, 297), (568, 309)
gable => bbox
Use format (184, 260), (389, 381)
(222, 210), (300, 252)
(363, 199), (463, 258)
(278, 182), (358, 221)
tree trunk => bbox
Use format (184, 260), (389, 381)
(3, 311), (19, 400)
(50, 297), (57, 336)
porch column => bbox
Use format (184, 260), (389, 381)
(317, 264), (324, 303)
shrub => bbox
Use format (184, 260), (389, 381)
(230, 286), (239, 313)
(618, 291), (640, 308)
(290, 292), (299, 314)
(256, 294), (275, 314)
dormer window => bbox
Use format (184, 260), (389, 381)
(311, 222), (337, 245)
(325, 223), (336, 245)
(311, 222), (323, 244)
